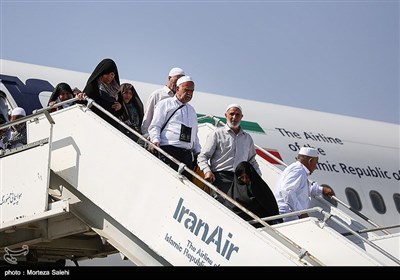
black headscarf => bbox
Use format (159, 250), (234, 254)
(224, 161), (282, 226)
(118, 83), (144, 132)
(83, 58), (123, 121)
(84, 58), (120, 98)
(48, 82), (74, 105)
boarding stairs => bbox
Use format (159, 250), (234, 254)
(0, 101), (399, 266)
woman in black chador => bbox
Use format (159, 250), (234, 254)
(83, 58), (123, 126)
(47, 82), (75, 112)
(224, 161), (282, 226)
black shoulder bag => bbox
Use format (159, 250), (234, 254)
(161, 104), (184, 132)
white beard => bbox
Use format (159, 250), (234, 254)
(227, 120), (240, 129)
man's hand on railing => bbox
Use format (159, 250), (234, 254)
(204, 171), (215, 183)
(149, 141), (160, 153)
(322, 185), (335, 197)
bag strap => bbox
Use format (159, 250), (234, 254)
(161, 104), (184, 132)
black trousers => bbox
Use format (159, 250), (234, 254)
(159, 145), (194, 180)
(212, 171), (235, 202)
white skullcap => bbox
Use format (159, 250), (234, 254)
(168, 67), (185, 77)
(226, 103), (242, 113)
(298, 147), (319, 157)
(176, 76), (193, 86)
(11, 107), (26, 117)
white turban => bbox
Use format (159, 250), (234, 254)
(226, 104), (242, 113)
(168, 67), (185, 77)
(176, 76), (193, 86)
(11, 107), (26, 117)
(298, 147), (319, 157)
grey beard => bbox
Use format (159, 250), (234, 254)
(227, 120), (240, 129)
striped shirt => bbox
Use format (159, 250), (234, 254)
(197, 124), (261, 175)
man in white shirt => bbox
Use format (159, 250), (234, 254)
(148, 76), (201, 180)
(197, 104), (261, 200)
(141, 67), (185, 135)
(274, 147), (335, 222)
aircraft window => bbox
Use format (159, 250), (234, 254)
(345, 188), (362, 211)
(393, 193), (400, 214)
(369, 191), (386, 214)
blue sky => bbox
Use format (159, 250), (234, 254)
(1, 0), (398, 124)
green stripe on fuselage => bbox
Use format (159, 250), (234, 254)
(197, 114), (265, 134)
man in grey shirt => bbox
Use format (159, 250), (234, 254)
(197, 104), (261, 200)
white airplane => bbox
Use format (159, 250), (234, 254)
(0, 59), (399, 266)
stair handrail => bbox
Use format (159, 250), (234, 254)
(251, 207), (400, 265)
(197, 115), (394, 235)
(0, 106), (57, 131)
(81, 100), (325, 266)
(33, 96), (82, 115)
(0, 107), (55, 149)
(329, 195), (391, 235)
(341, 224), (400, 236)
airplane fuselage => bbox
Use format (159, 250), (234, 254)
(1, 59), (399, 230)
